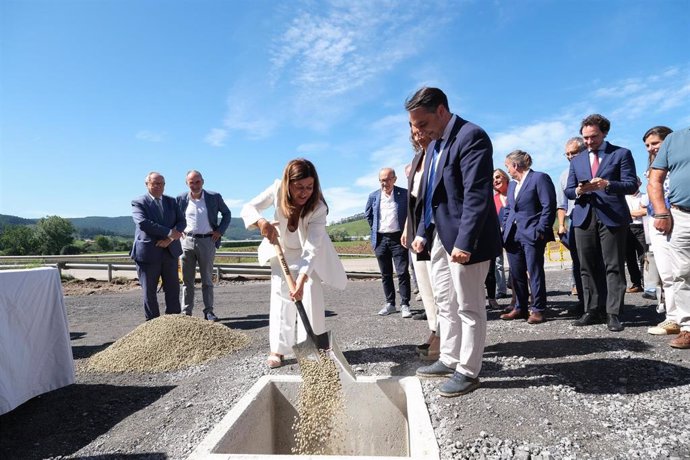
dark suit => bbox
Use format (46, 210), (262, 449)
(565, 142), (637, 315)
(415, 118), (502, 263)
(365, 185), (410, 306)
(502, 171), (557, 312)
(131, 194), (186, 320)
(415, 115), (501, 378)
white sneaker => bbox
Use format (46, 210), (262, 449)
(647, 319), (680, 335)
(401, 305), (412, 318)
(378, 303), (396, 316)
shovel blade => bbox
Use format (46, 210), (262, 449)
(293, 331), (356, 383)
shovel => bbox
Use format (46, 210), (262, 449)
(272, 243), (355, 381)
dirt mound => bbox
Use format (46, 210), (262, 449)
(84, 315), (250, 373)
(62, 277), (140, 296)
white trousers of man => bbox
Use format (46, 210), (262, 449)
(430, 231), (489, 379)
(649, 228), (676, 322)
(670, 208), (690, 331)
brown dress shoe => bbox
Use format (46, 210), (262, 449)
(500, 308), (527, 320)
(670, 331), (690, 349)
(527, 311), (545, 324)
(626, 285), (643, 293)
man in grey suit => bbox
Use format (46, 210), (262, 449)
(131, 172), (186, 321)
(177, 170), (231, 321)
(365, 167), (411, 317)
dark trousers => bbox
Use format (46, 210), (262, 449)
(574, 211), (627, 315)
(568, 220), (584, 303)
(625, 224), (647, 287)
(136, 252), (181, 320)
(374, 232), (411, 306)
(505, 231), (548, 312)
(484, 257), (497, 299)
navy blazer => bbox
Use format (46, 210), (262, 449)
(564, 142), (637, 228)
(130, 194), (186, 263)
(365, 185), (408, 249)
(177, 189), (232, 249)
(502, 171), (557, 244)
(415, 116), (502, 263)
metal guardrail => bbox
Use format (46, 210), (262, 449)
(0, 260), (377, 281)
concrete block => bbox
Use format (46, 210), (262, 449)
(189, 375), (439, 459)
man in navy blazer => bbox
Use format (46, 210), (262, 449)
(500, 150), (556, 324)
(407, 87), (502, 397)
(565, 114), (637, 332)
(365, 167), (411, 317)
(131, 172), (186, 320)
(177, 170), (231, 321)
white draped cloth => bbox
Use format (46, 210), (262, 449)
(0, 267), (75, 414)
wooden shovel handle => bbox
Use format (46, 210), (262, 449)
(272, 243), (318, 342)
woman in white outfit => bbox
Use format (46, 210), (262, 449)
(241, 158), (347, 368)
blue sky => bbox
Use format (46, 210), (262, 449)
(1, 0), (689, 224)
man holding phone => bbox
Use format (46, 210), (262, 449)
(564, 114), (638, 332)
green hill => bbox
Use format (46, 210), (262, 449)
(0, 214), (260, 240)
(327, 218), (370, 238)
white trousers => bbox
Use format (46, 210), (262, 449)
(430, 232), (489, 378)
(411, 251), (437, 332)
(649, 228), (676, 322)
(268, 256), (326, 356)
(670, 209), (690, 331)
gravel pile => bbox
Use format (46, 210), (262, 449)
(84, 314), (250, 373)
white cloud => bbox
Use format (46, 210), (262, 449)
(594, 66), (690, 121)
(136, 130), (165, 142)
(492, 120), (574, 172)
(204, 128), (228, 147)
(323, 186), (369, 223)
(270, 2), (423, 98)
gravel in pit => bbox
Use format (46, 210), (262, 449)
(1, 270), (689, 459)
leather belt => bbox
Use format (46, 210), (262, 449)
(377, 231), (402, 236)
(672, 204), (690, 213)
(187, 233), (213, 238)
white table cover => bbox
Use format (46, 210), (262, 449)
(0, 267), (75, 415)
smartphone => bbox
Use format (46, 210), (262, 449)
(579, 180), (590, 186)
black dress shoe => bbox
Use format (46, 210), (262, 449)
(573, 311), (602, 326)
(412, 312), (427, 321)
(607, 314), (624, 332)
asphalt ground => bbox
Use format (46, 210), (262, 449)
(1, 267), (688, 459)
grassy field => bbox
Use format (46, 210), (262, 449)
(327, 218), (370, 238)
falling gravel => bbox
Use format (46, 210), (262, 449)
(84, 314), (250, 373)
(292, 351), (346, 455)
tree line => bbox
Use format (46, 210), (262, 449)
(0, 216), (131, 255)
